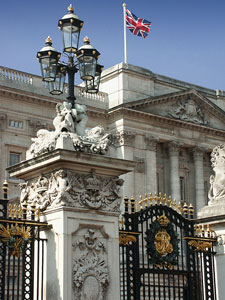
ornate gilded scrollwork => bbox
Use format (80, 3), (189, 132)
(145, 214), (179, 268)
(0, 224), (31, 257)
(119, 233), (137, 246)
(188, 240), (212, 251)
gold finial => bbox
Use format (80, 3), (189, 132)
(178, 202), (182, 214)
(148, 193), (153, 206)
(168, 195), (172, 207)
(144, 193), (148, 208)
(45, 36), (52, 44)
(163, 194), (167, 205)
(68, 4), (74, 13)
(123, 3), (127, 8)
(154, 192), (158, 205)
(139, 195), (143, 210)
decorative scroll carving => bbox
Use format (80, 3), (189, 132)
(27, 102), (111, 158)
(208, 144), (225, 205)
(168, 98), (207, 125)
(113, 130), (136, 147)
(72, 229), (109, 300)
(19, 171), (124, 212)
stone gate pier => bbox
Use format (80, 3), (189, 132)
(8, 149), (134, 300)
(7, 101), (135, 300)
(198, 144), (225, 300)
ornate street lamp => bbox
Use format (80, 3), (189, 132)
(37, 36), (61, 82)
(49, 64), (66, 95)
(85, 64), (104, 93)
(76, 37), (100, 81)
(58, 4), (83, 53)
(37, 4), (103, 107)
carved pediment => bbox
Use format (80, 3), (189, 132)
(125, 89), (225, 131)
(168, 97), (207, 125)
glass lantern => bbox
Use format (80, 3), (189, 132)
(49, 64), (66, 95)
(76, 37), (100, 81)
(85, 64), (103, 93)
(58, 4), (83, 53)
(37, 37), (61, 82)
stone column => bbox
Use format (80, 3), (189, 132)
(114, 130), (136, 197)
(8, 149), (135, 300)
(145, 134), (158, 193)
(193, 147), (205, 213)
(168, 141), (181, 202)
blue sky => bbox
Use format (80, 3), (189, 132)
(0, 0), (225, 90)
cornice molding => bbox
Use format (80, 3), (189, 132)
(0, 85), (59, 108)
(108, 107), (225, 138)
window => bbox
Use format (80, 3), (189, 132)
(9, 120), (23, 129)
(9, 152), (21, 166)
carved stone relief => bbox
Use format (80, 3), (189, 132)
(26, 102), (111, 158)
(168, 97), (207, 125)
(19, 170), (124, 212)
(72, 228), (109, 300)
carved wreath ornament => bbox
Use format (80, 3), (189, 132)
(145, 215), (179, 268)
(72, 229), (109, 300)
(0, 224), (31, 257)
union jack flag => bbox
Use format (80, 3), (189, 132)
(126, 8), (152, 38)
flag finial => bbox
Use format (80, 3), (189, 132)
(123, 3), (126, 8)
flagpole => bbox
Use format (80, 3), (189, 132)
(123, 3), (127, 64)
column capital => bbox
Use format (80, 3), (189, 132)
(193, 146), (205, 161)
(167, 141), (182, 156)
(144, 134), (158, 151)
(113, 130), (136, 147)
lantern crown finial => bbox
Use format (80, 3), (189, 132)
(84, 36), (90, 44)
(68, 4), (74, 13)
(45, 36), (52, 45)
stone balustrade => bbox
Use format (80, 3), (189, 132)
(0, 66), (108, 108)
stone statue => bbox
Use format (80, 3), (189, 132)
(208, 144), (225, 205)
(27, 101), (111, 158)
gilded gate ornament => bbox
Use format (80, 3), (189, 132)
(0, 224), (31, 257)
(155, 229), (173, 255)
(145, 214), (179, 268)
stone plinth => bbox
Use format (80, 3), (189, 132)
(8, 149), (135, 300)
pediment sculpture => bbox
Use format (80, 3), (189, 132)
(168, 97), (207, 125)
(27, 101), (111, 158)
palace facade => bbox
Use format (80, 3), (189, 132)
(1, 63), (225, 215)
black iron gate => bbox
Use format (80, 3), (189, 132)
(119, 194), (217, 300)
(0, 181), (47, 300)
